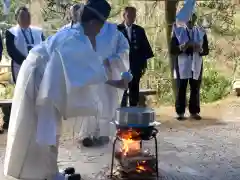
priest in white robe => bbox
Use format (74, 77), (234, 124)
(78, 21), (129, 147)
(6, 6), (44, 83)
(4, 0), (130, 180)
(57, 3), (130, 147)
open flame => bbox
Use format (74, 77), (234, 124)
(116, 129), (154, 174)
(117, 129), (141, 156)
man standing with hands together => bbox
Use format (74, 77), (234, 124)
(170, 13), (209, 121)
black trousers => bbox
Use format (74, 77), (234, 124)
(121, 73), (141, 107)
(175, 78), (201, 115)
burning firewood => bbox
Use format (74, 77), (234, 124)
(110, 125), (159, 179)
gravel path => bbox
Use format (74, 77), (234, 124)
(0, 98), (239, 180)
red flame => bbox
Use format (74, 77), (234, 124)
(117, 129), (154, 174)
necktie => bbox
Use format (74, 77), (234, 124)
(22, 28), (34, 52)
(127, 27), (131, 41)
(24, 29), (30, 43)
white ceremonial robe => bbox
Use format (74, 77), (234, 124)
(77, 22), (129, 139)
(4, 26), (125, 180)
(8, 25), (44, 81)
(173, 26), (205, 80)
(4, 42), (61, 180)
(58, 23), (80, 32)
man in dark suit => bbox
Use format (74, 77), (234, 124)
(118, 6), (154, 107)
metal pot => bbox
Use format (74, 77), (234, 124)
(114, 107), (160, 128)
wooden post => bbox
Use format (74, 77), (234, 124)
(29, 0), (45, 27)
(164, 0), (178, 97)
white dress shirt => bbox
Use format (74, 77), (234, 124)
(125, 24), (132, 41)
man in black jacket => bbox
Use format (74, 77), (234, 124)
(118, 6), (154, 107)
(6, 6), (44, 83)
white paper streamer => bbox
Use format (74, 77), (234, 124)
(2, 0), (10, 15)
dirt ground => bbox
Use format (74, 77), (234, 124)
(155, 96), (240, 129)
(0, 96), (239, 180)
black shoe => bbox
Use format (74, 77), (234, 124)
(82, 137), (94, 147)
(190, 114), (202, 120)
(67, 173), (81, 180)
(63, 167), (75, 175)
(176, 114), (185, 121)
(92, 136), (110, 146)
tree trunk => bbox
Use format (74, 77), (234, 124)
(29, 0), (45, 27)
(165, 0), (178, 98)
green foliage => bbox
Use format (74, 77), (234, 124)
(141, 55), (231, 105)
(197, 0), (236, 35)
(200, 64), (231, 103)
(0, 0), (235, 104)
(0, 84), (14, 99)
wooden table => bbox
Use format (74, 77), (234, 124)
(125, 89), (157, 107)
(138, 89), (157, 107)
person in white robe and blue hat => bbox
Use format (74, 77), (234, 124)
(4, 0), (130, 180)
(5, 6), (45, 83)
(58, 1), (130, 147)
(170, 1), (209, 121)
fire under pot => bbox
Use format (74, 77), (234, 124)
(110, 107), (160, 180)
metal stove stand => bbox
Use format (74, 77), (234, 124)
(110, 128), (159, 179)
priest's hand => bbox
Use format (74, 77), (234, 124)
(179, 41), (193, 51)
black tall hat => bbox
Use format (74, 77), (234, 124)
(85, 0), (111, 21)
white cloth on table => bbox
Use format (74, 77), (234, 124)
(173, 25), (205, 80)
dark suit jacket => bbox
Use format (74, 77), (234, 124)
(118, 23), (154, 75)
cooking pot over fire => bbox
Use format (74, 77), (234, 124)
(114, 107), (160, 128)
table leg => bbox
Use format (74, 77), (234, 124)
(138, 94), (147, 107)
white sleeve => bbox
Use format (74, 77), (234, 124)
(36, 101), (61, 146)
(107, 30), (130, 72)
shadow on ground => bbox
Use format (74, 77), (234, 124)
(157, 114), (226, 131)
